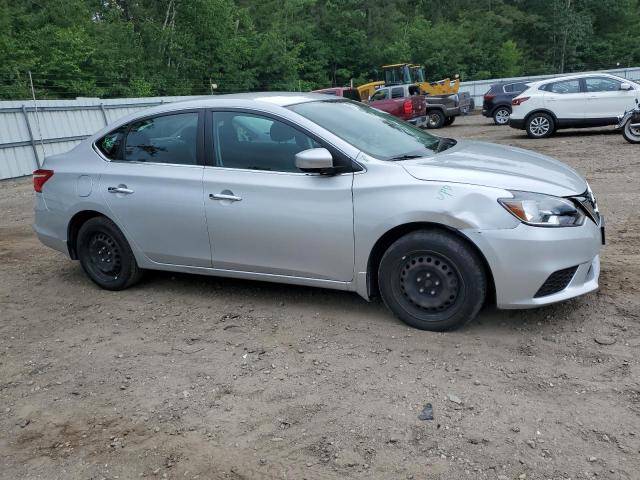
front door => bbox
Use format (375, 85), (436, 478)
(99, 110), (211, 268)
(203, 111), (355, 281)
(584, 76), (638, 119)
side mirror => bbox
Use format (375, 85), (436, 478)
(620, 82), (633, 91)
(295, 148), (334, 173)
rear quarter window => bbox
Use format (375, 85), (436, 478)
(96, 126), (126, 160)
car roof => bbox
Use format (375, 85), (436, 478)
(530, 72), (625, 86)
(90, 92), (342, 139)
(173, 91), (335, 108)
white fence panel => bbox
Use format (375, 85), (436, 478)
(0, 96), (199, 180)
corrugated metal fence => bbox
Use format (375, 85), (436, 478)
(0, 96), (198, 180)
(1, 66), (640, 180)
(458, 66), (640, 108)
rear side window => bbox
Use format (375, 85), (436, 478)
(96, 126), (127, 160)
(124, 112), (199, 165)
(391, 87), (404, 99)
(543, 80), (581, 94)
(503, 83), (514, 93)
(514, 83), (529, 92)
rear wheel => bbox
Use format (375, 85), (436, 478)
(525, 112), (555, 138)
(378, 230), (486, 331)
(622, 119), (640, 144)
(77, 216), (143, 290)
(426, 110), (445, 129)
(444, 116), (455, 126)
(493, 107), (510, 125)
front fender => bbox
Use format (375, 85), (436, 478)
(351, 160), (518, 297)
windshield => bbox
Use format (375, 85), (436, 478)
(288, 100), (441, 160)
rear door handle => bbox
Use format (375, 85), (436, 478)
(108, 186), (134, 194)
(209, 193), (242, 202)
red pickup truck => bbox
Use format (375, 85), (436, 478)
(367, 84), (427, 127)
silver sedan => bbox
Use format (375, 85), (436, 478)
(33, 93), (604, 330)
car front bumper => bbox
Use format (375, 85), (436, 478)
(463, 219), (602, 309)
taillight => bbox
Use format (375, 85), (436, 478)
(484, 94), (495, 101)
(403, 100), (412, 115)
(512, 96), (530, 106)
(33, 169), (54, 192)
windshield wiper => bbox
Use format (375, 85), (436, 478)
(389, 154), (423, 161)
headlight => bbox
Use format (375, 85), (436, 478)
(498, 191), (585, 227)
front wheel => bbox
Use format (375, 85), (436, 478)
(378, 230), (487, 331)
(622, 119), (640, 144)
(426, 110), (445, 129)
(77, 216), (143, 290)
(525, 112), (555, 138)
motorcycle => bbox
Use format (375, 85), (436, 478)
(616, 98), (640, 144)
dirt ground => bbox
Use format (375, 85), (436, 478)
(1, 114), (639, 480)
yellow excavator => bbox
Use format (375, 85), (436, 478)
(357, 63), (460, 100)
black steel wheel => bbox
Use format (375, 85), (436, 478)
(378, 230), (486, 331)
(77, 216), (142, 290)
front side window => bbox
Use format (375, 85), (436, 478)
(545, 80), (581, 94)
(124, 112), (199, 165)
(212, 112), (321, 172)
(370, 89), (389, 101)
(289, 100), (441, 160)
(585, 77), (622, 92)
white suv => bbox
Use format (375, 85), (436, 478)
(509, 73), (640, 138)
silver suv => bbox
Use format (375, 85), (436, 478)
(33, 93), (604, 331)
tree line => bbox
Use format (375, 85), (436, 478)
(1, 0), (639, 100)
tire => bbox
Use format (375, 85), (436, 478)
(444, 116), (455, 126)
(622, 119), (640, 144)
(378, 230), (486, 331)
(525, 112), (555, 138)
(77, 216), (143, 290)
(426, 110), (445, 129)
(493, 106), (510, 125)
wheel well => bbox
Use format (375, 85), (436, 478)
(67, 210), (105, 259)
(492, 104), (512, 115)
(524, 109), (558, 125)
(366, 222), (495, 305)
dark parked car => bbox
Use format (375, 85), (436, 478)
(482, 81), (529, 125)
(312, 87), (361, 101)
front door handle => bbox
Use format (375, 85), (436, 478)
(209, 193), (242, 202)
(108, 186), (134, 194)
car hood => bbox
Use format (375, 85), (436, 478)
(402, 140), (587, 197)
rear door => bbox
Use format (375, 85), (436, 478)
(583, 76), (637, 119)
(368, 89), (399, 116)
(98, 110), (211, 267)
(543, 78), (585, 120)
